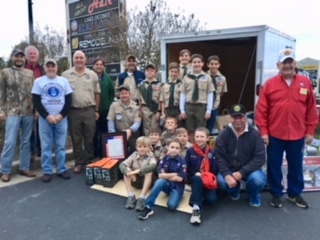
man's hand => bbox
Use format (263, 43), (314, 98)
(46, 115), (57, 124)
(195, 172), (201, 176)
(95, 112), (99, 120)
(180, 113), (187, 120)
(34, 112), (39, 120)
(225, 175), (238, 188)
(155, 112), (160, 121)
(232, 171), (242, 181)
(125, 129), (132, 140)
(262, 135), (269, 146)
(0, 113), (6, 121)
(204, 112), (211, 120)
(305, 134), (314, 145)
(55, 114), (63, 124)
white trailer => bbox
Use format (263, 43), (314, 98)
(160, 25), (296, 112)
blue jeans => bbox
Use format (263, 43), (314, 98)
(189, 175), (218, 208)
(39, 117), (68, 175)
(206, 108), (219, 133)
(217, 170), (266, 199)
(267, 136), (305, 198)
(0, 116), (33, 174)
(146, 179), (183, 210)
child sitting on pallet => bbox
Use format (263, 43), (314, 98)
(119, 136), (157, 211)
(138, 138), (187, 220)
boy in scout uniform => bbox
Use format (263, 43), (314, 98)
(206, 55), (228, 134)
(148, 127), (163, 162)
(136, 64), (162, 136)
(119, 136), (157, 211)
(179, 49), (192, 80)
(115, 55), (145, 102)
(179, 54), (215, 142)
(107, 85), (141, 154)
(160, 62), (181, 122)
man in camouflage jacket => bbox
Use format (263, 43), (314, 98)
(0, 49), (36, 182)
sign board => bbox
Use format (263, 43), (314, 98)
(67, 0), (124, 81)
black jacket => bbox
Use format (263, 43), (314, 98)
(215, 124), (265, 178)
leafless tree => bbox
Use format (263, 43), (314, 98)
(108, 0), (206, 69)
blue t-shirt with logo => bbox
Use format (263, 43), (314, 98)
(32, 76), (73, 115)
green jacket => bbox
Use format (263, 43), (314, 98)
(99, 71), (115, 115)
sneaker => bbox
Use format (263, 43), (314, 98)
(135, 198), (146, 211)
(229, 192), (240, 201)
(249, 195), (261, 207)
(138, 206), (154, 220)
(125, 196), (136, 209)
(57, 171), (71, 180)
(287, 195), (309, 209)
(190, 209), (201, 224)
(270, 197), (282, 208)
(42, 174), (52, 183)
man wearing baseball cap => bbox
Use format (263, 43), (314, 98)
(215, 104), (266, 207)
(0, 49), (36, 182)
(255, 48), (318, 208)
(32, 58), (73, 182)
(115, 55), (145, 102)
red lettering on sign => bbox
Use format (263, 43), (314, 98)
(88, 0), (113, 14)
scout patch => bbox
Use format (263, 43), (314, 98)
(116, 114), (122, 120)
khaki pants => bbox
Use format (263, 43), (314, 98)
(141, 106), (159, 136)
(68, 107), (96, 166)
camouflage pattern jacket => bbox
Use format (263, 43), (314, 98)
(0, 67), (34, 116)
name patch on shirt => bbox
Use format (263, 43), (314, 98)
(300, 88), (307, 95)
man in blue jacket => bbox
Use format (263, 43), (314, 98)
(215, 104), (266, 207)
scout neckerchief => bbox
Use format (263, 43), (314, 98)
(182, 66), (188, 78)
(193, 143), (211, 173)
(138, 80), (159, 114)
(187, 74), (204, 102)
(168, 79), (181, 108)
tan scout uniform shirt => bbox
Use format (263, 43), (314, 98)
(180, 72), (215, 104)
(136, 78), (162, 105)
(62, 67), (100, 108)
(115, 74), (137, 102)
(0, 67), (34, 116)
(107, 100), (140, 131)
(181, 141), (192, 159)
(120, 151), (157, 175)
(160, 79), (181, 108)
(179, 64), (192, 80)
(208, 71), (227, 109)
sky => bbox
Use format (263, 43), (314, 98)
(0, 0), (319, 61)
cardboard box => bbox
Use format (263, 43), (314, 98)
(92, 158), (111, 185)
(101, 159), (120, 188)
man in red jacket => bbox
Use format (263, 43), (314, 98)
(255, 48), (318, 209)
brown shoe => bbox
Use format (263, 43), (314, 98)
(73, 165), (82, 174)
(1, 174), (10, 182)
(19, 170), (36, 177)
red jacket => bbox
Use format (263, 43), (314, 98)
(255, 74), (318, 141)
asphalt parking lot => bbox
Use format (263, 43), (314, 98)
(0, 169), (319, 240)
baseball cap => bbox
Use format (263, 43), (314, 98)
(230, 104), (247, 117)
(278, 48), (296, 63)
(201, 172), (218, 190)
(11, 49), (25, 57)
(118, 84), (130, 91)
(145, 63), (156, 69)
(44, 58), (57, 66)
(126, 55), (136, 61)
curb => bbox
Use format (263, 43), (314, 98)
(11, 149), (74, 174)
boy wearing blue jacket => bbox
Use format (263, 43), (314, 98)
(186, 127), (219, 225)
(138, 138), (187, 220)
